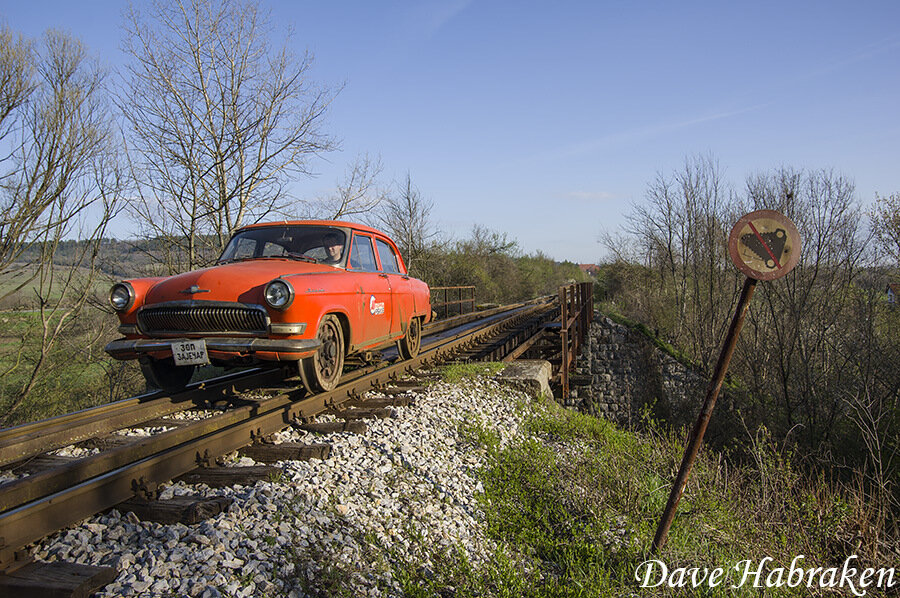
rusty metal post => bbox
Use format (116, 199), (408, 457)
(651, 276), (758, 553)
(588, 282), (594, 325)
(560, 328), (569, 401)
(559, 285), (570, 400)
(579, 285), (586, 344)
(569, 285), (578, 358)
(585, 283), (590, 337)
(577, 284), (583, 349)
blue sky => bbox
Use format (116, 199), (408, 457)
(3, 1), (899, 263)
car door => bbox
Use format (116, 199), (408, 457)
(348, 233), (393, 346)
(374, 236), (414, 336)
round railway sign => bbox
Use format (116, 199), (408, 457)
(728, 209), (801, 281)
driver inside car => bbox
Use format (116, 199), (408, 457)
(322, 232), (344, 265)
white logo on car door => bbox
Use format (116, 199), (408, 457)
(369, 294), (385, 315)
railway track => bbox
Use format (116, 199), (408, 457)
(0, 291), (595, 595)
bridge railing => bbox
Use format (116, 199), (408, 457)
(430, 286), (476, 319)
(558, 282), (593, 401)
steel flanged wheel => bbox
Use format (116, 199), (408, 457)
(398, 317), (421, 360)
(301, 315), (344, 392)
(140, 358), (195, 393)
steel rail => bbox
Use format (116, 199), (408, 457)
(0, 299), (553, 570)
(0, 303), (532, 469)
(0, 369), (284, 468)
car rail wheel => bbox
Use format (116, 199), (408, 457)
(140, 358), (195, 393)
(397, 316), (421, 360)
(300, 314), (345, 392)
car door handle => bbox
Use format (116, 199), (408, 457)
(378, 274), (389, 279)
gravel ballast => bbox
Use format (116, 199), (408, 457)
(31, 372), (531, 597)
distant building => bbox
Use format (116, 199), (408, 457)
(579, 263), (601, 277)
(888, 283), (900, 306)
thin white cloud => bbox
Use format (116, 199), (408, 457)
(406, 0), (474, 39)
(548, 103), (770, 161)
(807, 34), (900, 79)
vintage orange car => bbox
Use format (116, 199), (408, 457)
(105, 221), (431, 393)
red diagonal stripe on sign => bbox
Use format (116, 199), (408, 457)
(748, 221), (782, 269)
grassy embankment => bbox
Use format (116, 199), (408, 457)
(384, 366), (891, 597)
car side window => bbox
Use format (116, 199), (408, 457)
(375, 239), (401, 274)
(349, 234), (378, 272)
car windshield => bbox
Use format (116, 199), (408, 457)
(218, 225), (348, 266)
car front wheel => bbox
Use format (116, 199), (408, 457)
(300, 315), (345, 393)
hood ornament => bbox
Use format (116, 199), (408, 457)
(180, 285), (210, 295)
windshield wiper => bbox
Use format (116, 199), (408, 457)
(218, 254), (317, 265)
(285, 253), (317, 263)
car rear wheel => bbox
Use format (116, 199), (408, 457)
(300, 315), (345, 393)
(397, 317), (421, 360)
(140, 358), (195, 393)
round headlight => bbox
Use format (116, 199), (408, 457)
(109, 282), (135, 312)
(264, 279), (294, 310)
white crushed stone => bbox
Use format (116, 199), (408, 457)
(166, 409), (220, 421)
(31, 372), (532, 597)
(52, 445), (101, 458)
(115, 425), (176, 437)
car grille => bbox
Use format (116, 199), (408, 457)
(138, 302), (269, 335)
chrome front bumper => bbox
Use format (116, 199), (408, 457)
(105, 337), (322, 360)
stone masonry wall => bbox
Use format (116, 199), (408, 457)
(568, 311), (708, 427)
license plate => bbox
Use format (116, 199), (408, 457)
(171, 340), (210, 366)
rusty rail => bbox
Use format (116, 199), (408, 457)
(430, 286), (476, 319)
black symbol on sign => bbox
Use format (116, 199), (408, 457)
(741, 228), (786, 268)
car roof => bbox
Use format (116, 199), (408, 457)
(236, 220), (387, 237)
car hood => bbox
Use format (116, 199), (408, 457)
(144, 259), (341, 305)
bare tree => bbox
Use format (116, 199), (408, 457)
(119, 0), (336, 272)
(737, 169), (869, 448)
(0, 29), (123, 424)
(871, 192), (900, 267)
(0, 28), (38, 274)
(0, 27), (34, 162)
(305, 153), (386, 220)
(621, 155), (740, 368)
(0, 29), (113, 291)
(376, 173), (437, 274)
